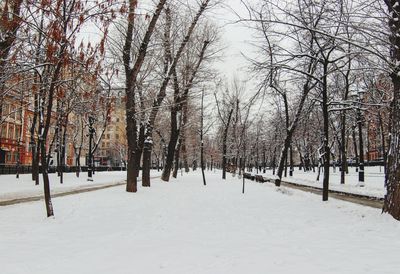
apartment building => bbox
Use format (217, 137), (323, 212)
(97, 95), (127, 167)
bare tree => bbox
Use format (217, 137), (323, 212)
(383, 0), (400, 220)
(140, 0), (212, 186)
(122, 0), (167, 193)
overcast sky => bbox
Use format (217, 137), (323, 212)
(211, 0), (257, 82)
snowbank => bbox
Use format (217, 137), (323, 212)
(0, 170), (398, 274)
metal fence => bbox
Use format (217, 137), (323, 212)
(0, 165), (126, 175)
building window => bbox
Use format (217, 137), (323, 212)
(1, 124), (7, 138)
(15, 125), (21, 141)
(9, 105), (16, 119)
(1, 103), (10, 117)
(6, 152), (12, 163)
(16, 108), (22, 121)
(116, 134), (119, 140)
(7, 124), (14, 139)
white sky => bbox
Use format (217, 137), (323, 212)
(211, 0), (257, 82)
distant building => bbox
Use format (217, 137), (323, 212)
(97, 92), (127, 167)
(1, 71), (126, 168)
(365, 74), (391, 162)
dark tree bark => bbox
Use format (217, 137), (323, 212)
(181, 102), (190, 173)
(172, 99), (186, 178)
(275, 80), (314, 186)
(123, 0), (167, 193)
(272, 140), (277, 175)
(383, 0), (400, 220)
(340, 110), (348, 184)
(352, 124), (359, 171)
(30, 93), (40, 184)
(40, 137), (54, 217)
(142, 139), (152, 187)
(200, 89), (206, 186)
(161, 70), (180, 182)
(39, 60), (64, 217)
(295, 141), (305, 171)
(377, 111), (387, 172)
(357, 106), (365, 184)
(59, 114), (68, 185)
(321, 61), (330, 201)
(222, 109), (233, 179)
(134, 123), (145, 177)
(74, 116), (84, 178)
(172, 136), (182, 178)
(31, 13), (45, 185)
(289, 144), (294, 176)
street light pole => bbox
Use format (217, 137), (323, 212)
(16, 138), (21, 179)
(87, 116), (95, 181)
(357, 93), (365, 186)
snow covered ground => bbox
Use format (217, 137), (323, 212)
(1, 170), (399, 274)
(0, 171), (128, 202)
(0, 170), (161, 202)
(261, 166), (385, 198)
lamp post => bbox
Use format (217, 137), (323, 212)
(357, 91), (365, 186)
(16, 137), (21, 179)
(87, 116), (95, 181)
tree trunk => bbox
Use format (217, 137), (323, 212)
(142, 140), (152, 187)
(75, 153), (81, 178)
(316, 156), (322, 181)
(181, 102), (189, 173)
(340, 111), (348, 184)
(182, 143), (189, 172)
(275, 75), (313, 185)
(289, 144), (294, 176)
(384, 84), (400, 219)
(352, 125), (359, 171)
(124, 0), (167, 192)
(222, 109), (233, 179)
(383, 0), (400, 219)
(33, 144), (40, 185)
(172, 110), (184, 179)
(30, 93), (39, 183)
(378, 111), (387, 172)
(200, 89), (206, 186)
(134, 124), (145, 177)
(172, 138), (181, 178)
(296, 141), (305, 171)
(322, 62), (330, 201)
(276, 137), (291, 186)
(125, 77), (138, 192)
(272, 145), (277, 175)
(357, 107), (365, 185)
(384, 77), (400, 219)
(60, 120), (68, 185)
(263, 145), (266, 173)
(161, 76), (180, 182)
(126, 148), (138, 192)
(40, 139), (54, 217)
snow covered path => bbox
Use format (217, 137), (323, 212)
(0, 171), (159, 204)
(261, 166), (385, 199)
(0, 171), (128, 202)
(1, 171), (399, 274)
